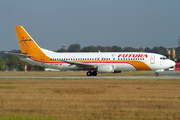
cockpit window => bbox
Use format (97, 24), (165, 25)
(160, 57), (168, 60)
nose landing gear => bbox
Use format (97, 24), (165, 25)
(155, 72), (159, 76)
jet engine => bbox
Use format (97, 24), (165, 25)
(97, 65), (114, 73)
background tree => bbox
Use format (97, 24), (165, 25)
(144, 47), (151, 52)
(68, 44), (81, 52)
(176, 46), (180, 59)
(0, 57), (7, 71)
(56, 49), (68, 52)
(111, 46), (123, 52)
(7, 55), (19, 71)
(97, 46), (107, 52)
(81, 46), (97, 52)
(18, 60), (28, 71)
(105, 46), (112, 52)
(123, 47), (139, 52)
(7, 55), (29, 71)
(0, 51), (9, 60)
(151, 46), (167, 55)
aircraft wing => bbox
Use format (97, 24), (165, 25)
(5, 52), (31, 58)
(61, 60), (97, 70)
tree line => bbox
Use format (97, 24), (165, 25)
(58, 44), (169, 55)
(0, 44), (177, 71)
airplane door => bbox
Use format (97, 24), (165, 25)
(150, 55), (155, 64)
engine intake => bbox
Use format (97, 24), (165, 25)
(97, 65), (114, 73)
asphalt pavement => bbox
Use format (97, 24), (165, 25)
(0, 71), (179, 79)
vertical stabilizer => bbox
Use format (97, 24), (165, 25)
(15, 26), (49, 61)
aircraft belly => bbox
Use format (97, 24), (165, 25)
(59, 64), (80, 70)
(19, 57), (37, 66)
(115, 63), (137, 71)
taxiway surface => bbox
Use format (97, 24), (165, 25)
(0, 71), (179, 79)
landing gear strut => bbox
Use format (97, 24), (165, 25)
(155, 72), (159, 77)
(86, 71), (97, 76)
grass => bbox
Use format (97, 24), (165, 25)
(0, 78), (180, 119)
(0, 116), (56, 120)
(0, 86), (16, 89)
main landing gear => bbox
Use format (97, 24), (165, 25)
(155, 72), (159, 77)
(86, 71), (97, 76)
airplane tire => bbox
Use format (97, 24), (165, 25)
(155, 72), (159, 77)
(92, 71), (97, 76)
(87, 71), (92, 76)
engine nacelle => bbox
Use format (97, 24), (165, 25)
(97, 65), (114, 73)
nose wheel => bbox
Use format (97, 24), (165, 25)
(155, 72), (159, 76)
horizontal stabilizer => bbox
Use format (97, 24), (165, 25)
(5, 52), (31, 57)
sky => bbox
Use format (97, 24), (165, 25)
(0, 0), (180, 51)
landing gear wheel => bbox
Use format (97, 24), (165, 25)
(155, 72), (159, 77)
(92, 71), (97, 76)
(87, 71), (92, 76)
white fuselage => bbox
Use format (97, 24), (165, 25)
(18, 50), (175, 72)
(13, 26), (176, 76)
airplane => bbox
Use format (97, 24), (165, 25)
(7, 26), (175, 76)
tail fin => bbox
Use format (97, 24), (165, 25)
(15, 26), (49, 62)
(15, 26), (42, 55)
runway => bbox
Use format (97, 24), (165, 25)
(0, 71), (179, 79)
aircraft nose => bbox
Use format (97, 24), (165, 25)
(169, 60), (176, 67)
